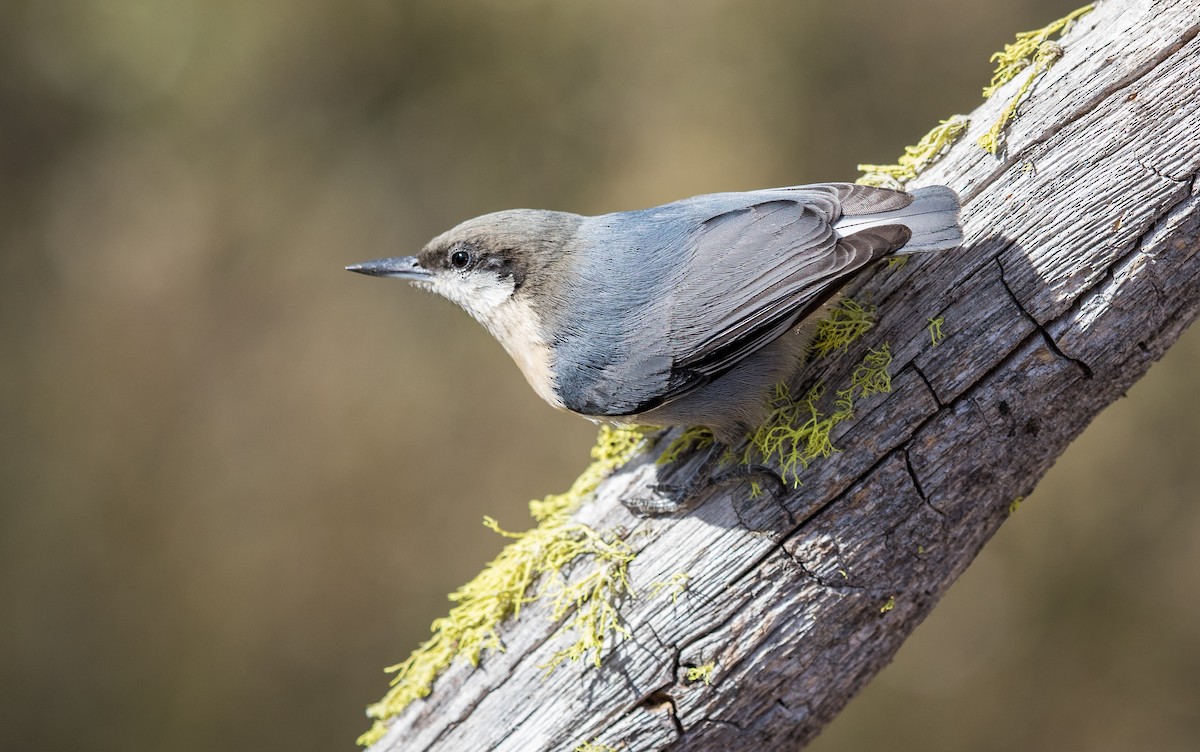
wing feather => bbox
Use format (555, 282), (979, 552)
(667, 198), (874, 375)
(554, 184), (916, 416)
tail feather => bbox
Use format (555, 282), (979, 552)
(835, 185), (963, 254)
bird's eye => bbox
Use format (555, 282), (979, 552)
(450, 250), (472, 269)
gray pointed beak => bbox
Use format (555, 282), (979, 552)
(345, 256), (432, 281)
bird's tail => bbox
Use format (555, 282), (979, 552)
(835, 185), (963, 254)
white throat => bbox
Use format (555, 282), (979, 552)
(428, 272), (515, 325)
(426, 272), (563, 410)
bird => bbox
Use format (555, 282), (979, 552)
(348, 182), (962, 444)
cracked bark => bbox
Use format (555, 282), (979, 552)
(367, 2), (1200, 750)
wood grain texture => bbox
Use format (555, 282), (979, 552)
(369, 1), (1200, 748)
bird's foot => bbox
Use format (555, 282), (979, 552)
(622, 439), (787, 517)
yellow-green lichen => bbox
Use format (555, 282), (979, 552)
(647, 572), (691, 604)
(977, 5), (1095, 155)
(657, 298), (882, 486)
(851, 345), (894, 396)
(743, 344), (893, 487)
(574, 741), (621, 752)
(808, 298), (878, 359)
(1008, 495), (1025, 516)
(357, 426), (647, 747)
(657, 425), (715, 466)
(886, 256), (910, 271)
(538, 527), (637, 672)
(928, 316), (945, 346)
(857, 115), (971, 189)
(749, 480), (763, 498)
(880, 595), (897, 614)
(686, 662), (715, 685)
(743, 383), (836, 486)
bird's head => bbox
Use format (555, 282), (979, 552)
(347, 209), (581, 327)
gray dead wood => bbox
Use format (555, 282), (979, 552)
(369, 1), (1200, 749)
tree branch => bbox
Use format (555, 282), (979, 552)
(367, 1), (1200, 748)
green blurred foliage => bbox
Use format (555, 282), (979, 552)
(0, 1), (1195, 750)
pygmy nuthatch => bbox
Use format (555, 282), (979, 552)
(348, 182), (962, 442)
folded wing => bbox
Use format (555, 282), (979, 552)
(648, 184), (911, 409)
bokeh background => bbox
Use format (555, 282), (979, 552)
(1, 1), (1197, 750)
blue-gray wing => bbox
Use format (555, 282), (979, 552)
(673, 190), (860, 367)
(556, 184), (912, 416)
(638, 185), (913, 409)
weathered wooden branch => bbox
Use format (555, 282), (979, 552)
(369, 1), (1200, 748)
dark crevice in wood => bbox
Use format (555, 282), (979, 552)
(995, 257), (1095, 378)
(903, 448), (934, 511)
(908, 363), (944, 409)
(639, 687), (685, 737)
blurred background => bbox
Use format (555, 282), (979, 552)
(1, 1), (1196, 750)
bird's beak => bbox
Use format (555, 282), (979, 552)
(345, 256), (432, 281)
